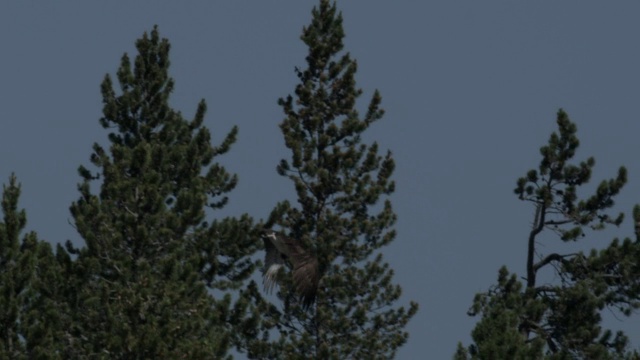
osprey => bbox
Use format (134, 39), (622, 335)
(261, 230), (319, 309)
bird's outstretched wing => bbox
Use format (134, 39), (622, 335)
(263, 236), (285, 294)
(282, 236), (319, 309)
(292, 254), (319, 309)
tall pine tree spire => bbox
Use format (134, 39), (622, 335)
(256, 2), (418, 358)
(0, 175), (35, 358)
(66, 26), (259, 358)
(0, 175), (62, 358)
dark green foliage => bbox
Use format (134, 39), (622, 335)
(0, 175), (63, 359)
(64, 26), (259, 358)
(458, 110), (640, 359)
(23, 243), (77, 360)
(0, 175), (35, 359)
(247, 1), (417, 358)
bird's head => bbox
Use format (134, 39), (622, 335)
(260, 228), (278, 241)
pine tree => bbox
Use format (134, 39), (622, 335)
(0, 175), (63, 359)
(457, 110), (640, 359)
(250, 1), (418, 358)
(64, 26), (259, 358)
(0, 175), (34, 358)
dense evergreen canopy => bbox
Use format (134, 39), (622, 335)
(5, 1), (640, 359)
(0, 3), (417, 358)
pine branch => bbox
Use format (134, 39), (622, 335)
(533, 253), (578, 273)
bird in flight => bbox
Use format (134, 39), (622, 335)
(261, 230), (319, 309)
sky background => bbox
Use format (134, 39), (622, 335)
(2, 1), (640, 358)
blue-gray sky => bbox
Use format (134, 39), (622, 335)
(2, 2), (640, 358)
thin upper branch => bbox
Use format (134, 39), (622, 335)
(533, 253), (577, 273)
